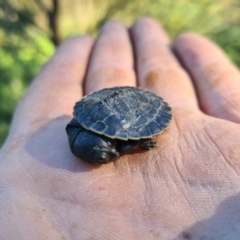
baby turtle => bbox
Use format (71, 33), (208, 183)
(66, 86), (172, 164)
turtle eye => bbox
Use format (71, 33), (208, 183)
(97, 157), (106, 163)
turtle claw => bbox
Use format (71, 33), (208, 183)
(139, 139), (156, 150)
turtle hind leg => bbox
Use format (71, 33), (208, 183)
(139, 138), (156, 150)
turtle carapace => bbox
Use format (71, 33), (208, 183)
(66, 86), (172, 164)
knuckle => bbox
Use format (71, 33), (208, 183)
(198, 61), (240, 88)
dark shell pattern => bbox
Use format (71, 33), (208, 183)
(73, 86), (172, 140)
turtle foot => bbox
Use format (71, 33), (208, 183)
(139, 139), (156, 150)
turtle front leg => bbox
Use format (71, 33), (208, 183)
(116, 138), (156, 155)
(139, 138), (156, 150)
(116, 140), (141, 154)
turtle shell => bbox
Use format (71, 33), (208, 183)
(73, 86), (172, 140)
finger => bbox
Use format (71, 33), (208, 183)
(131, 18), (198, 109)
(174, 33), (240, 122)
(11, 36), (94, 134)
(85, 21), (136, 94)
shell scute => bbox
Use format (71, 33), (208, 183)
(73, 86), (172, 140)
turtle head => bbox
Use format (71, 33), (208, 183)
(67, 124), (119, 164)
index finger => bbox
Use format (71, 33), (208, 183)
(10, 36), (93, 135)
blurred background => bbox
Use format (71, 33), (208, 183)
(1, 0), (240, 146)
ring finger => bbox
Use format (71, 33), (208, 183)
(131, 18), (198, 110)
(174, 33), (240, 123)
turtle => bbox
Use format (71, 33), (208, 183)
(66, 86), (172, 164)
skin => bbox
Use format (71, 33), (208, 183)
(1, 18), (240, 239)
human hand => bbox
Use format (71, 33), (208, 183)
(1, 18), (240, 239)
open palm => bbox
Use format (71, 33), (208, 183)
(1, 18), (240, 240)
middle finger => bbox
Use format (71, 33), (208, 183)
(85, 21), (136, 94)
